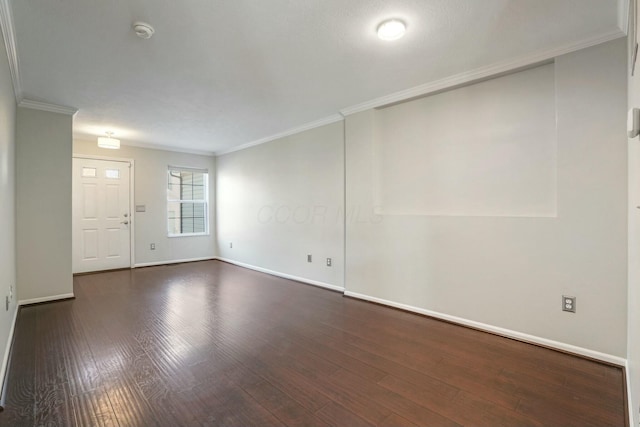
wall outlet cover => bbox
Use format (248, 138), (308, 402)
(562, 295), (576, 313)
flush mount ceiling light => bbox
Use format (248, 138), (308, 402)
(377, 19), (406, 41)
(133, 21), (155, 39)
(97, 132), (120, 150)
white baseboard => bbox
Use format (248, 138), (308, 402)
(626, 359), (635, 427)
(215, 257), (344, 293)
(344, 290), (626, 367)
(133, 256), (216, 268)
(0, 304), (19, 404)
(18, 293), (75, 306)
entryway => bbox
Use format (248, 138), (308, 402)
(72, 156), (133, 273)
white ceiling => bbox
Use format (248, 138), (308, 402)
(4, 0), (626, 154)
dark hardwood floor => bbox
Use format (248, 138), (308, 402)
(0, 260), (626, 426)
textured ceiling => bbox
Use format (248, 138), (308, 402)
(8, 0), (624, 154)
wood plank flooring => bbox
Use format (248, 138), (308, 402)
(0, 260), (626, 426)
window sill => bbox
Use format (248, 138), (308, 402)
(167, 233), (210, 238)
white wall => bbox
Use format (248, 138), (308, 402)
(345, 39), (627, 358)
(73, 140), (216, 265)
(373, 63), (557, 218)
(216, 122), (344, 289)
(628, 1), (640, 422)
(0, 27), (17, 397)
(16, 107), (74, 302)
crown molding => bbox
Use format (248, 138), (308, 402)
(215, 113), (344, 156)
(74, 135), (216, 157)
(340, 29), (625, 116)
(122, 139), (215, 156)
(619, 0), (630, 34)
(19, 99), (78, 115)
(0, 0), (21, 101)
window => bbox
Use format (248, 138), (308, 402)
(167, 167), (209, 236)
(105, 169), (120, 179)
(82, 167), (97, 177)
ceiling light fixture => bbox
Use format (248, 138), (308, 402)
(97, 132), (120, 150)
(377, 19), (406, 41)
(133, 21), (155, 39)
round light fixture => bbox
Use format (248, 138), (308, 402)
(377, 19), (406, 41)
(133, 21), (155, 39)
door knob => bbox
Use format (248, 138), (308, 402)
(121, 220), (129, 225)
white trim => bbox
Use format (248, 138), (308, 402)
(166, 168), (210, 237)
(626, 359), (634, 427)
(129, 160), (136, 267)
(340, 30), (625, 116)
(620, 0), (631, 34)
(216, 257), (345, 292)
(344, 291), (626, 366)
(0, 303), (18, 405)
(72, 153), (134, 163)
(18, 293), (75, 306)
(167, 165), (209, 173)
(121, 139), (216, 157)
(73, 136), (216, 157)
(19, 99), (78, 116)
(215, 114), (344, 156)
(133, 256), (216, 268)
(167, 232), (210, 238)
(0, 0), (21, 101)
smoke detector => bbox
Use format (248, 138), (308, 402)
(133, 22), (154, 39)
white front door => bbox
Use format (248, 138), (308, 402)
(72, 157), (132, 273)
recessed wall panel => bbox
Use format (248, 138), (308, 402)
(105, 184), (119, 219)
(82, 229), (98, 260)
(82, 183), (97, 219)
(106, 228), (120, 258)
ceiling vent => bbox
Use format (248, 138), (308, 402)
(133, 22), (154, 39)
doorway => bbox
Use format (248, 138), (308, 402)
(72, 156), (133, 273)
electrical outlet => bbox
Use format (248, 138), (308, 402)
(150, 243), (156, 250)
(230, 242), (233, 249)
(326, 258), (332, 267)
(307, 254), (312, 262)
(562, 296), (576, 313)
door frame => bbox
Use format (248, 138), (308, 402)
(72, 154), (136, 268)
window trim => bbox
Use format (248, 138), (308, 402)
(167, 166), (210, 237)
